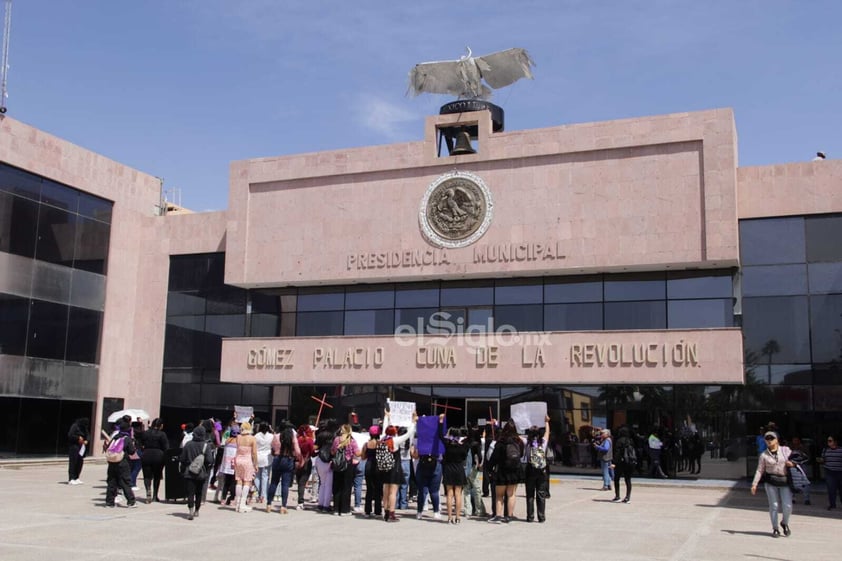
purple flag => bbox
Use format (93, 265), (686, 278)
(415, 415), (447, 456)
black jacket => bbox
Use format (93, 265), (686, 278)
(179, 427), (214, 479)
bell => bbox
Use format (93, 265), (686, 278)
(449, 129), (476, 155)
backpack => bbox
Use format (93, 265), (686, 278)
(621, 443), (637, 465)
(186, 443), (208, 478)
(318, 445), (332, 463)
(331, 447), (348, 472)
(504, 440), (521, 470)
(376, 440), (395, 472)
(528, 443), (547, 470)
(105, 435), (125, 463)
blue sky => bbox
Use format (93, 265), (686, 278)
(5, 1), (841, 211)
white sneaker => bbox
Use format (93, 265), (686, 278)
(433, 511), (442, 520)
(416, 512), (423, 520)
(131, 486), (139, 492)
(353, 506), (363, 514)
(68, 479), (80, 485)
(75, 479), (84, 485)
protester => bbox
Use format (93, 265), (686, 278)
(751, 431), (794, 537)
(611, 426), (636, 503)
(438, 414), (470, 524)
(352, 423), (369, 513)
(254, 422), (274, 506)
(464, 425), (487, 517)
(488, 419), (524, 523)
(268, 421), (299, 513)
(104, 420), (137, 508)
(295, 425), (315, 509)
(524, 416), (551, 522)
(179, 425), (214, 520)
(381, 411), (417, 522)
(361, 424), (384, 518)
(67, 417), (89, 485)
(313, 420), (337, 512)
(215, 425), (238, 505)
(233, 421), (258, 513)
(128, 421), (144, 491)
(140, 418), (169, 503)
(330, 424), (360, 516)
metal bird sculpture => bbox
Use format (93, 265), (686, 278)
(408, 47), (535, 100)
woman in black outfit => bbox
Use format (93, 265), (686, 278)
(489, 419), (524, 523)
(67, 417), (89, 484)
(141, 418), (169, 503)
(611, 425), (635, 503)
(438, 414), (470, 524)
(179, 425), (214, 520)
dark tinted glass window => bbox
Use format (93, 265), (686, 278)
(27, 300), (69, 360)
(395, 283), (439, 307)
(810, 294), (842, 363)
(296, 311), (344, 336)
(741, 265), (808, 297)
(250, 313), (281, 337)
(297, 288), (344, 311)
(167, 292), (206, 316)
(77, 192), (113, 223)
(73, 216), (109, 274)
(35, 205), (77, 267)
(495, 280), (543, 305)
(394, 308), (438, 335)
(740, 218), (805, 265)
(808, 263), (842, 294)
(344, 309), (394, 335)
(544, 276), (602, 303)
(205, 314), (246, 337)
(436, 309), (465, 335)
(0, 293), (29, 356)
(169, 255), (212, 291)
(806, 215), (842, 263)
(205, 286), (247, 315)
(65, 307), (102, 363)
(345, 285), (394, 310)
(667, 271), (733, 299)
(163, 317), (206, 368)
(0, 191), (38, 258)
(468, 308), (493, 333)
(251, 291), (283, 314)
(494, 304), (543, 331)
(604, 273), (665, 301)
(544, 303), (603, 331)
(668, 299), (733, 328)
(741, 296), (810, 364)
(40, 180), (78, 212)
(440, 280), (493, 306)
(604, 301), (666, 329)
(0, 163), (41, 200)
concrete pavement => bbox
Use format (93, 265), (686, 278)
(0, 462), (838, 561)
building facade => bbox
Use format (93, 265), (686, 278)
(1, 108), (839, 479)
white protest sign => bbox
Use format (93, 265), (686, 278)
(510, 402), (547, 433)
(234, 405), (254, 423)
(386, 399), (416, 427)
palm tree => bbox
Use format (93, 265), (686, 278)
(760, 339), (780, 382)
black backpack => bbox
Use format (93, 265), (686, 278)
(621, 443), (637, 465)
(504, 440), (521, 470)
(331, 447), (348, 471)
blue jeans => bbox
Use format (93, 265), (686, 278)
(397, 459), (411, 509)
(255, 465), (270, 501)
(601, 459), (613, 488)
(129, 457), (142, 487)
(826, 469), (841, 508)
(764, 483), (792, 529)
(268, 456), (294, 507)
(415, 460), (442, 514)
(353, 459), (366, 508)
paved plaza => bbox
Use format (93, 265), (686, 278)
(0, 461), (838, 561)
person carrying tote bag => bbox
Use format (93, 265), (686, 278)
(751, 431), (795, 538)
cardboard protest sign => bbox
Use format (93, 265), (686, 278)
(234, 405), (254, 423)
(415, 415), (446, 456)
(510, 402), (547, 433)
(386, 399), (415, 427)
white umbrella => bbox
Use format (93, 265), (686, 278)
(107, 409), (151, 423)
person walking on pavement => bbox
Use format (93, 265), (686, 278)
(751, 431), (794, 538)
(179, 425), (214, 520)
(817, 434), (842, 510)
(105, 420), (137, 508)
(67, 417), (89, 485)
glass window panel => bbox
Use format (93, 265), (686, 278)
(201, 384), (242, 406)
(741, 265), (807, 297)
(435, 309), (465, 335)
(0, 293), (29, 356)
(205, 314), (246, 337)
(297, 288), (344, 311)
(544, 275), (602, 303)
(296, 311), (344, 336)
(35, 205), (77, 267)
(768, 365), (812, 385)
(395, 283), (439, 307)
(205, 286), (247, 315)
(40, 180), (78, 212)
(604, 272), (665, 301)
(806, 215), (842, 263)
(739, 218), (805, 265)
(77, 192), (113, 223)
(741, 296), (810, 364)
(544, 303), (603, 331)
(162, 369), (203, 384)
(667, 271), (733, 299)
(345, 285), (394, 310)
(250, 290), (282, 314)
(495, 279), (543, 305)
(394, 307), (438, 335)
(668, 299), (733, 328)
(468, 307), (493, 333)
(0, 163), (41, 200)
(160, 383), (201, 408)
(242, 384), (272, 407)
(813, 366), (842, 385)
(206, 253), (225, 287)
(26, 300), (69, 360)
(810, 294), (842, 363)
(163, 317), (205, 368)
(167, 292), (206, 316)
(494, 304), (543, 332)
(770, 385), (812, 411)
(169, 255), (211, 291)
(65, 307), (102, 364)
(814, 385), (842, 411)
(344, 309), (394, 335)
(73, 216), (110, 274)
(604, 301), (666, 330)
(250, 314), (281, 337)
(440, 280), (493, 306)
(0, 192), (38, 258)
(808, 263), (842, 294)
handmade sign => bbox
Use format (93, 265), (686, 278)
(234, 406), (254, 423)
(386, 399), (416, 427)
(511, 402), (547, 433)
(415, 415), (446, 457)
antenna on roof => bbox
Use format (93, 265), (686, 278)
(0, 0), (12, 114)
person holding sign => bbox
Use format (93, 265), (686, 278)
(381, 410), (417, 522)
(438, 414), (471, 524)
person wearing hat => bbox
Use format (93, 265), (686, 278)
(751, 431), (795, 537)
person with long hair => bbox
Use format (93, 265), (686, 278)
(488, 419), (523, 523)
(381, 411), (417, 522)
(361, 424), (383, 518)
(268, 421), (300, 514)
(524, 416), (551, 522)
(233, 421), (258, 513)
(104, 420), (137, 508)
(313, 420), (338, 513)
(295, 424), (315, 509)
(611, 425), (636, 504)
(751, 431), (795, 537)
(330, 423), (360, 516)
(254, 422), (274, 506)
(67, 417), (89, 485)
(438, 414), (470, 524)
(140, 418), (169, 503)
